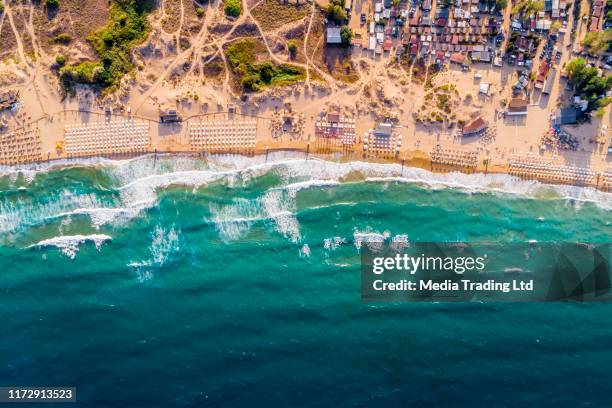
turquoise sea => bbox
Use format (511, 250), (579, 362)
(0, 152), (611, 407)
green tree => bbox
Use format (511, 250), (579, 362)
(550, 21), (562, 32)
(287, 40), (298, 57)
(241, 73), (260, 91)
(325, 0), (346, 23)
(495, 0), (507, 10)
(340, 26), (353, 46)
(45, 0), (59, 8)
(196, 7), (204, 17)
(225, 0), (241, 17)
(392, 0), (401, 7)
(581, 30), (612, 55)
(512, 0), (543, 17)
(0, 2), (5, 14)
(566, 57), (612, 111)
(258, 62), (275, 84)
(566, 58), (595, 89)
(55, 54), (66, 66)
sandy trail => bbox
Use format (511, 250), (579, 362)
(241, 0), (338, 85)
(302, 0), (317, 86)
(4, 2), (30, 70)
(134, 0), (220, 113)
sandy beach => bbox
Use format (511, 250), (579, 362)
(0, 0), (610, 191)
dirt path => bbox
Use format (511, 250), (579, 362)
(137, 0), (338, 112)
(0, 11), (5, 34)
(242, 0), (337, 85)
(4, 2), (30, 70)
(135, 0), (220, 113)
(302, 0), (317, 86)
(25, 2), (49, 63)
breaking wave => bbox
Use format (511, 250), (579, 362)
(31, 234), (111, 259)
(2, 153), (610, 238)
(128, 225), (180, 282)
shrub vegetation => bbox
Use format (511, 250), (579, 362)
(225, 0), (241, 17)
(581, 30), (612, 55)
(54, 33), (72, 44)
(60, 0), (152, 93)
(55, 54), (66, 66)
(226, 39), (304, 91)
(45, 0), (60, 8)
(287, 40), (298, 57)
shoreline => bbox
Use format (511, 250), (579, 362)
(2, 149), (611, 199)
(2, 105), (610, 192)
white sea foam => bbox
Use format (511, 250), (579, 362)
(364, 172), (612, 210)
(3, 153), (611, 238)
(390, 234), (410, 251)
(32, 234), (111, 259)
(128, 225), (180, 282)
(207, 193), (298, 242)
(0, 190), (112, 234)
(0, 156), (118, 178)
(261, 189), (301, 243)
(208, 198), (263, 242)
(66, 207), (139, 228)
(323, 236), (346, 251)
(353, 229), (391, 252)
(282, 179), (340, 194)
(3, 152), (612, 211)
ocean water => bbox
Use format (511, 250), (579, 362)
(0, 152), (611, 407)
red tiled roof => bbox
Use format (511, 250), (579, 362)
(538, 60), (550, 77)
(450, 52), (465, 64)
(508, 98), (528, 111)
(463, 117), (487, 135)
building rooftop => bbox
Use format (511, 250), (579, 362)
(373, 123), (394, 137)
(507, 98), (528, 115)
(463, 117), (487, 135)
(326, 27), (342, 44)
(0, 90), (19, 110)
(555, 107), (578, 125)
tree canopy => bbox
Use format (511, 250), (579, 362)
(340, 26), (353, 46)
(495, 0), (508, 10)
(566, 58), (612, 112)
(326, 0), (347, 23)
(225, 0), (241, 17)
(581, 30), (612, 55)
(512, 0), (544, 17)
